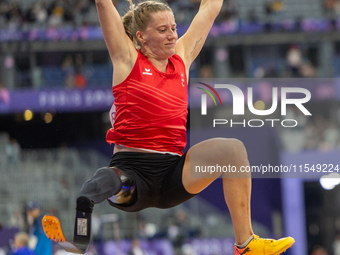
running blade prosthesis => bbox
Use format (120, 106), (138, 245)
(42, 215), (89, 254)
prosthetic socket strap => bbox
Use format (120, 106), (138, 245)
(108, 167), (137, 206)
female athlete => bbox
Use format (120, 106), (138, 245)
(43, 0), (295, 254)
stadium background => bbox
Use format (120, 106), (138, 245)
(0, 0), (340, 254)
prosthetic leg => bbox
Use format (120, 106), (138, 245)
(42, 167), (137, 254)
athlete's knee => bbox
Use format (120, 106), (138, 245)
(228, 138), (247, 158)
(208, 138), (247, 160)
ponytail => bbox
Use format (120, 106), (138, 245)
(122, 10), (134, 42)
(127, 0), (134, 11)
(122, 0), (138, 47)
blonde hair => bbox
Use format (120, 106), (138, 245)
(122, 0), (173, 47)
(14, 232), (30, 246)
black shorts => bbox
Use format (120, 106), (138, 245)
(108, 151), (195, 212)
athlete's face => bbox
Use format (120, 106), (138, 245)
(138, 11), (178, 59)
(27, 207), (40, 219)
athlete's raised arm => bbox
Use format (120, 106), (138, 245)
(175, 0), (223, 69)
(95, 0), (137, 84)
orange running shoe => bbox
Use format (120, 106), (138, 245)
(234, 235), (295, 255)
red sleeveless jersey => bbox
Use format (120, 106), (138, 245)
(106, 50), (188, 155)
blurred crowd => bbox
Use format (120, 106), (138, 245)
(0, 202), (53, 255)
(323, 0), (340, 20)
(0, 0), (294, 30)
(252, 44), (317, 79)
(0, 0), (99, 29)
(136, 209), (201, 254)
(1, 206), (201, 255)
(280, 106), (340, 153)
(0, 0), (237, 30)
(0, 0), (339, 30)
(61, 53), (87, 88)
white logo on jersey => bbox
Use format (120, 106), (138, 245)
(143, 68), (153, 75)
(180, 72), (185, 87)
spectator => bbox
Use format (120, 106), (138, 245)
(167, 209), (200, 253)
(61, 54), (75, 88)
(320, 122), (340, 151)
(9, 232), (36, 255)
(6, 138), (21, 165)
(5, 2), (23, 30)
(10, 210), (25, 230)
(26, 202), (52, 255)
(137, 219), (159, 240)
(199, 65), (213, 78)
(247, 9), (259, 23)
(24, 4), (36, 24)
(0, 0), (11, 16)
(48, 0), (64, 27)
(264, 1), (273, 32)
(265, 1), (273, 16)
(271, 0), (285, 13)
(74, 54), (87, 88)
(32, 2), (48, 26)
(323, 0), (337, 20)
(128, 239), (148, 255)
(71, 0), (90, 26)
(83, 2), (99, 26)
(299, 60), (316, 78)
(32, 67), (43, 89)
(62, 1), (74, 25)
(286, 44), (303, 77)
(304, 122), (320, 151)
